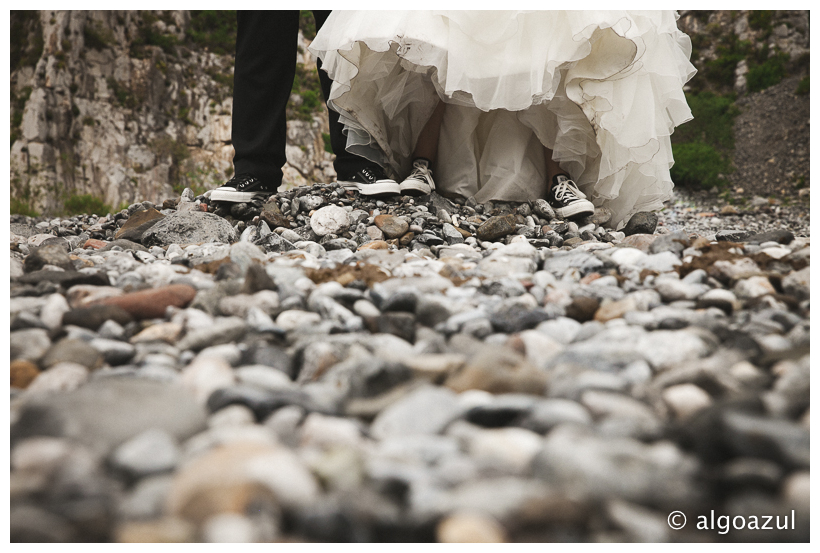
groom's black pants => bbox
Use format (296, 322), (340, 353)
(232, 11), (362, 187)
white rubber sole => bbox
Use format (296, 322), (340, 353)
(399, 177), (434, 196)
(555, 199), (595, 219)
(210, 188), (271, 203)
(337, 180), (401, 197)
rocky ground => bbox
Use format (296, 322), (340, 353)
(726, 74), (811, 200)
(10, 184), (810, 543)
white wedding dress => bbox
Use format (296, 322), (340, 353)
(309, 11), (696, 229)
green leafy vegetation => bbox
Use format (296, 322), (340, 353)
(130, 11), (179, 59)
(322, 132), (333, 153)
(83, 19), (115, 50)
(795, 75), (809, 95)
(746, 51), (789, 93)
(747, 10), (774, 33)
(10, 11), (44, 72)
(106, 77), (137, 109)
(61, 193), (114, 216)
(178, 106), (194, 125)
(205, 66), (233, 94)
(289, 63), (324, 121)
(701, 32), (754, 89)
(11, 198), (40, 217)
(691, 13), (797, 95)
(671, 91), (739, 190)
(186, 11), (237, 55)
(10, 86), (32, 147)
(299, 11), (317, 40)
(11, 175), (41, 216)
(674, 92), (739, 151)
(671, 142), (732, 190)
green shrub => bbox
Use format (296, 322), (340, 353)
(673, 91), (739, 152)
(702, 33), (753, 89)
(12, 109), (24, 129)
(322, 132), (332, 153)
(10, 87), (32, 148)
(289, 62), (324, 121)
(178, 106), (194, 125)
(672, 91), (739, 191)
(299, 11), (316, 40)
(106, 77), (144, 109)
(83, 20), (115, 50)
(130, 11), (178, 59)
(187, 11), (237, 55)
(747, 10), (774, 33)
(205, 67), (233, 94)
(62, 193), (113, 216)
(795, 75), (809, 96)
(746, 51), (789, 93)
(10, 11), (44, 71)
(11, 198), (39, 217)
(671, 142), (732, 190)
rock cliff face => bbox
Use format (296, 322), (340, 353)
(10, 10), (334, 215)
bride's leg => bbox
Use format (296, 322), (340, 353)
(543, 146), (569, 191)
(400, 101), (446, 195)
(412, 101), (446, 163)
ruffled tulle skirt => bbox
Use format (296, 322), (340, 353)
(309, 11), (696, 229)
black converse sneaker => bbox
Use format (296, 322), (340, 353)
(210, 174), (276, 203)
(337, 166), (400, 197)
(547, 174), (595, 219)
(399, 159), (435, 196)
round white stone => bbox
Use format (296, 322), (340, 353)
(310, 205), (350, 236)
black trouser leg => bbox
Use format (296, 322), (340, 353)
(232, 10), (370, 186)
(232, 11), (299, 188)
(312, 10), (368, 178)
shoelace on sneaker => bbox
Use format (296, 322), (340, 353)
(552, 178), (586, 202)
(409, 160), (433, 182)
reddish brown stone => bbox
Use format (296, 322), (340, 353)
(95, 284), (197, 320)
(11, 359), (41, 389)
(399, 232), (415, 246)
(455, 227), (472, 238)
(374, 215), (409, 239)
(564, 296), (600, 322)
(358, 240), (389, 250)
(83, 239), (109, 250)
(580, 272), (602, 285)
